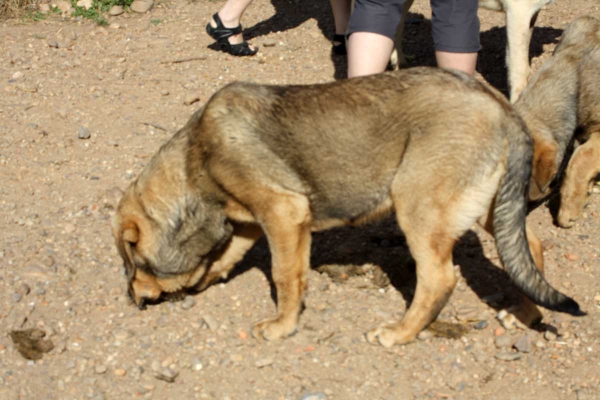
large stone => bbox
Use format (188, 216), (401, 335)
(108, 5), (124, 16)
(130, 0), (153, 13)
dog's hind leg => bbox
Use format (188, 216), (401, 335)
(367, 197), (458, 347)
(558, 132), (600, 228)
(505, 4), (540, 102)
(250, 191), (312, 341)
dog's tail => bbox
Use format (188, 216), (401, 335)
(493, 118), (585, 316)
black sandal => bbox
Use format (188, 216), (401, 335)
(206, 13), (258, 57)
(332, 34), (347, 56)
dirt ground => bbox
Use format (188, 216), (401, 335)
(1, 0), (600, 399)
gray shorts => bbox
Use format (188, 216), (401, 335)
(347, 0), (481, 53)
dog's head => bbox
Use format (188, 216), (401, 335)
(112, 178), (233, 309)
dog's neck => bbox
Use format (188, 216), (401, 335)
(514, 52), (579, 164)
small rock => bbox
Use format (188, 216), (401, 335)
(544, 331), (557, 341)
(112, 330), (130, 341)
(11, 293), (22, 303)
(564, 253), (579, 261)
(76, 0), (93, 9)
(78, 126), (91, 139)
(513, 335), (532, 353)
(473, 320), (488, 330)
(161, 90), (170, 96)
(114, 368), (127, 377)
(154, 367), (177, 383)
(12, 71), (24, 80)
(263, 41), (277, 47)
(238, 330), (249, 340)
(191, 359), (203, 371)
(417, 330), (434, 341)
(130, 0), (153, 13)
(535, 340), (546, 348)
(455, 306), (479, 321)
(95, 365), (107, 374)
(494, 327), (506, 336)
(299, 392), (327, 400)
(495, 334), (513, 349)
(255, 358), (274, 368)
(494, 351), (522, 361)
(108, 5), (124, 16)
(184, 94), (200, 106)
(64, 223), (76, 233)
(17, 283), (31, 297)
(180, 296), (196, 310)
(55, 0), (72, 14)
(201, 315), (218, 331)
(109, 23), (120, 30)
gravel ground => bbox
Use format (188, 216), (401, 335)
(1, 0), (600, 399)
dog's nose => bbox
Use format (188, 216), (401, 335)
(137, 298), (147, 310)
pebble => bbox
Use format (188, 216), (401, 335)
(109, 23), (120, 30)
(238, 330), (249, 340)
(473, 320), (488, 330)
(191, 358), (203, 371)
(161, 90), (170, 96)
(95, 365), (107, 374)
(11, 71), (24, 80)
(184, 95), (200, 105)
(113, 330), (130, 341)
(494, 351), (522, 361)
(154, 367), (177, 383)
(455, 306), (479, 321)
(114, 368), (127, 377)
(495, 334), (513, 349)
(201, 315), (218, 331)
(255, 358), (274, 368)
(417, 330), (434, 341)
(17, 283), (31, 297)
(544, 331), (557, 341)
(564, 253), (579, 261)
(130, 0), (153, 13)
(513, 334), (532, 353)
(108, 5), (124, 16)
(78, 126), (91, 139)
(180, 296), (196, 310)
(11, 292), (22, 303)
(494, 327), (506, 336)
(299, 392), (327, 400)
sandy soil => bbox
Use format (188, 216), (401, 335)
(1, 0), (600, 399)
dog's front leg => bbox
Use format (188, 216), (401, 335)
(505, 4), (540, 102)
(251, 192), (312, 341)
(197, 223), (263, 291)
(558, 132), (600, 228)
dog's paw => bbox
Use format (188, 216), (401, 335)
(251, 317), (297, 341)
(497, 301), (542, 330)
(366, 324), (415, 348)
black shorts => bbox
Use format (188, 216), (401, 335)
(347, 0), (481, 53)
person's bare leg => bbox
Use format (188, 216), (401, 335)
(435, 51), (478, 76)
(348, 32), (395, 78)
(209, 0), (256, 50)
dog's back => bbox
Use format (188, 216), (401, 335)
(198, 68), (520, 222)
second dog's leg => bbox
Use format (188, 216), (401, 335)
(558, 133), (600, 228)
(505, 4), (540, 102)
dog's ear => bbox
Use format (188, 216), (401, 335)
(122, 222), (139, 244)
(530, 140), (559, 200)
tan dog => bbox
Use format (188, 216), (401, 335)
(513, 16), (600, 227)
(390, 0), (557, 102)
(113, 67), (583, 347)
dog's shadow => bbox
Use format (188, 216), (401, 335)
(223, 216), (541, 322)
